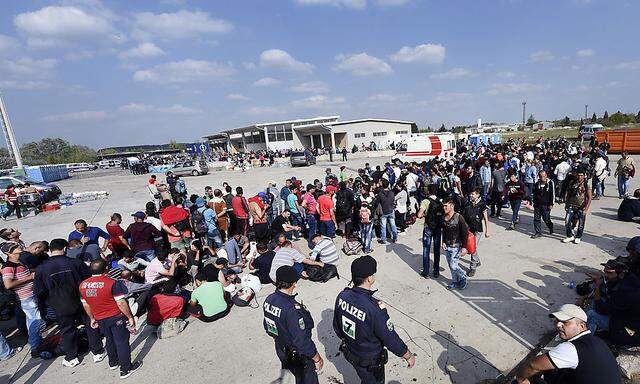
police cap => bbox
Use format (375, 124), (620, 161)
(351, 255), (377, 279)
(276, 265), (299, 283)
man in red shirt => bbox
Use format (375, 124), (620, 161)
(80, 260), (142, 379)
(317, 186), (337, 238)
(231, 186), (250, 236)
(2, 185), (22, 219)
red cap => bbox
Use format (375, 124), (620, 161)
(326, 185), (337, 194)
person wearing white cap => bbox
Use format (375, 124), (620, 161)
(515, 304), (621, 384)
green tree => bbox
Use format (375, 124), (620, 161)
(20, 138), (97, 165)
(439, 123), (446, 132)
(563, 116), (570, 125)
(637, 110), (640, 122)
(603, 110), (609, 121)
(591, 113), (597, 122)
(526, 114), (538, 126)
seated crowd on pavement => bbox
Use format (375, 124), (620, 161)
(0, 134), (638, 383)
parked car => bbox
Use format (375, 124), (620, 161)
(66, 162), (97, 172)
(290, 151), (316, 167)
(0, 176), (62, 203)
(97, 159), (117, 169)
(171, 159), (209, 176)
(579, 124), (604, 141)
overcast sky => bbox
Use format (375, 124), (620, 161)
(0, 0), (639, 148)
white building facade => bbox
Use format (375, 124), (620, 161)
(204, 116), (417, 152)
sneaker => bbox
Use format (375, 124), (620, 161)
(459, 279), (468, 290)
(62, 358), (80, 368)
(506, 225), (515, 231)
(530, 233), (542, 239)
(93, 350), (108, 363)
(120, 361), (143, 379)
(467, 269), (476, 277)
(446, 282), (457, 290)
(433, 271), (440, 278)
(419, 273), (429, 279)
(562, 236), (575, 243)
(549, 228), (554, 235)
(574, 238), (581, 244)
(377, 240), (386, 245)
(0, 346), (22, 361)
(109, 363), (120, 370)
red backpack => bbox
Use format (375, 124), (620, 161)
(147, 294), (184, 326)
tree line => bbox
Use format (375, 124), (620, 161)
(0, 138), (97, 169)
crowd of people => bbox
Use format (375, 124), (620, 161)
(0, 134), (638, 383)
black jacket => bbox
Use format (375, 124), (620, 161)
(34, 254), (90, 314)
(532, 179), (555, 207)
(374, 189), (395, 215)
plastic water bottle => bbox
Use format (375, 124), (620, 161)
(562, 281), (575, 289)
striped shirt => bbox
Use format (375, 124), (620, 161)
(311, 237), (339, 265)
(2, 262), (34, 300)
(269, 247), (306, 282)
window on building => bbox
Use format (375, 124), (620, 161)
(354, 133), (366, 138)
(373, 132), (387, 137)
(395, 130), (408, 135)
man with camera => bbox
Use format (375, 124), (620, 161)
(586, 259), (640, 347)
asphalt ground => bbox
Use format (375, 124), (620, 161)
(1, 156), (637, 384)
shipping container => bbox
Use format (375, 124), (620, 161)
(596, 130), (640, 154)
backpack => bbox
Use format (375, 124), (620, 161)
(305, 264), (339, 282)
(425, 197), (444, 230)
(342, 237), (362, 256)
(191, 208), (209, 235)
(335, 192), (352, 219)
(232, 287), (257, 307)
(147, 294), (184, 326)
(156, 317), (187, 339)
(174, 218), (192, 233)
(439, 175), (453, 197)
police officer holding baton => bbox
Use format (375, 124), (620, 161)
(263, 265), (324, 383)
(333, 255), (416, 383)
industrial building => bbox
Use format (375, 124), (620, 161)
(203, 116), (417, 152)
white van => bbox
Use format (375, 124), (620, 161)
(66, 162), (97, 172)
(393, 134), (457, 163)
(579, 124), (604, 141)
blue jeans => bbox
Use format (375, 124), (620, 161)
(206, 229), (223, 248)
(445, 246), (466, 283)
(320, 220), (335, 238)
(291, 213), (303, 239)
(618, 175), (631, 197)
(134, 249), (155, 262)
(482, 183), (490, 202)
(471, 231), (482, 269)
(293, 262), (305, 277)
(0, 333), (14, 360)
(360, 222), (373, 252)
(594, 178), (603, 198)
(380, 212), (397, 242)
(565, 207), (586, 239)
(510, 199), (522, 225)
(306, 214), (318, 249)
(20, 296), (43, 350)
(422, 227), (441, 275)
(586, 309), (609, 333)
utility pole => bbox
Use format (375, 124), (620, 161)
(585, 104), (588, 120)
(522, 101), (526, 126)
(0, 92), (24, 168)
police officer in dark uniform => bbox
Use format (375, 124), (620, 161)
(263, 265), (324, 383)
(333, 255), (416, 383)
